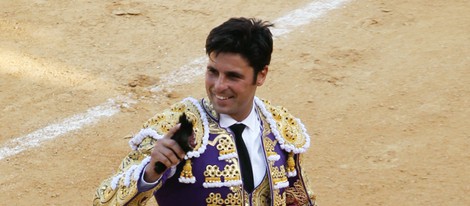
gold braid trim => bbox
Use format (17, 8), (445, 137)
(254, 97), (310, 154)
(93, 141), (162, 206)
(284, 154), (318, 206)
(142, 97), (207, 158)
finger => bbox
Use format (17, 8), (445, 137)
(161, 139), (186, 161)
(156, 144), (182, 166)
(163, 123), (181, 139)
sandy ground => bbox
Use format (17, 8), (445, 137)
(1, 0), (469, 205)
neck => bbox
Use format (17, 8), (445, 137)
(231, 101), (254, 122)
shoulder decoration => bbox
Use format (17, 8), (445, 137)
(129, 97), (210, 159)
(255, 97), (310, 177)
(127, 97), (210, 184)
(110, 156), (151, 190)
(254, 97), (311, 154)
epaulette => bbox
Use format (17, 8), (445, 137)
(254, 97), (311, 154)
(129, 97), (210, 159)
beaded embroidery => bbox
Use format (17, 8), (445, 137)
(263, 137), (281, 161)
(254, 97), (310, 154)
(255, 97), (310, 178)
(206, 192), (242, 206)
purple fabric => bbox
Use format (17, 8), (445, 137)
(138, 119), (303, 205)
(154, 132), (233, 205)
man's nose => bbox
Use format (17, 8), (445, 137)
(214, 76), (228, 91)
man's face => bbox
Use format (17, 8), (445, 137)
(205, 52), (267, 121)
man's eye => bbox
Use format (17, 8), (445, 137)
(228, 73), (242, 80)
(207, 68), (217, 75)
(228, 75), (240, 80)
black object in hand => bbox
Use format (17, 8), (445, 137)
(154, 113), (194, 174)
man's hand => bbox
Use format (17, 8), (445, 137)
(143, 124), (186, 183)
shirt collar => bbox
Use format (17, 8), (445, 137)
(219, 103), (257, 130)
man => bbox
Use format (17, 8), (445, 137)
(94, 17), (317, 206)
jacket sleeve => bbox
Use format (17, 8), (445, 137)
(93, 136), (164, 206)
(93, 98), (202, 205)
(285, 153), (318, 206)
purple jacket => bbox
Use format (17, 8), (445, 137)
(94, 97), (317, 206)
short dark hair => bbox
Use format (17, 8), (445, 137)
(205, 17), (274, 84)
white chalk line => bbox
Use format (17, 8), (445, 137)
(0, 0), (351, 160)
(271, 0), (350, 37)
(0, 98), (123, 160)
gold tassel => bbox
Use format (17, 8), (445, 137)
(287, 152), (296, 173)
(181, 159), (194, 178)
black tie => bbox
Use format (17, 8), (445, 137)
(230, 124), (254, 193)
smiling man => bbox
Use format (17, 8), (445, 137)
(94, 17), (317, 206)
(205, 52), (267, 122)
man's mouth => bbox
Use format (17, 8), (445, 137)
(215, 95), (230, 100)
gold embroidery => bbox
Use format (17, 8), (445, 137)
(260, 99), (308, 150)
(210, 134), (237, 157)
(170, 102), (186, 112)
(282, 115), (296, 139)
(259, 108), (288, 206)
(222, 164), (241, 182)
(143, 100), (205, 152)
(180, 159), (194, 179)
(224, 193), (242, 205)
(204, 121), (243, 188)
(198, 99), (312, 206)
(203, 164), (242, 187)
(285, 179), (310, 206)
(209, 121), (226, 135)
(243, 190), (249, 206)
(136, 137), (156, 154)
(116, 181), (137, 204)
(122, 184), (155, 205)
(204, 165), (223, 183)
(287, 152), (296, 174)
(94, 131), (163, 205)
(251, 175), (271, 206)
(206, 192), (242, 206)
(218, 138), (236, 156)
(203, 99), (219, 119)
(273, 190), (286, 206)
(258, 109), (271, 138)
(271, 165), (288, 186)
(206, 193), (223, 205)
(95, 184), (116, 204)
(280, 115), (306, 147)
(268, 104), (283, 121)
(263, 137), (278, 158)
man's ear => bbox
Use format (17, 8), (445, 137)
(256, 66), (269, 86)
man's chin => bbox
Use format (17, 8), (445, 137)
(212, 104), (232, 115)
(213, 105), (227, 114)
(212, 98), (228, 108)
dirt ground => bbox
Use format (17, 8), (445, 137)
(1, 0), (469, 205)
